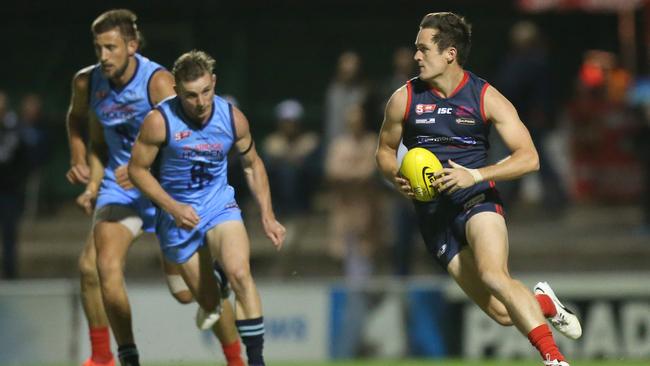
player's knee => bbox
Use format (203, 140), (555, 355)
(96, 254), (121, 280)
(171, 290), (194, 304)
(227, 267), (253, 293)
(478, 269), (509, 295)
(166, 274), (193, 304)
(78, 251), (98, 281)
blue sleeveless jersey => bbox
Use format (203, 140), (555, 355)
(402, 71), (495, 204)
(89, 54), (163, 230)
(154, 95), (241, 263)
(89, 53), (164, 202)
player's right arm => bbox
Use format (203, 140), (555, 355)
(128, 110), (199, 230)
(65, 67), (94, 184)
(376, 86), (414, 199)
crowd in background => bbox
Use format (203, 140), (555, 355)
(1, 20), (649, 280)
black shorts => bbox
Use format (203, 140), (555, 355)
(413, 188), (505, 269)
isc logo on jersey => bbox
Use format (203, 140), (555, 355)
(437, 107), (453, 114)
(399, 147), (443, 202)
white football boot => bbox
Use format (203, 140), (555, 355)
(195, 304), (222, 330)
(543, 357), (570, 366)
(534, 281), (582, 340)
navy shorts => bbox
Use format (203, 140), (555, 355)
(413, 188), (505, 269)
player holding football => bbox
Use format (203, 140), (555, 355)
(376, 12), (580, 366)
(65, 9), (243, 366)
(128, 50), (285, 366)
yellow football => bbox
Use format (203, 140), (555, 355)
(399, 147), (443, 202)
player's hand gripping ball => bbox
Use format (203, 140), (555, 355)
(399, 147), (443, 202)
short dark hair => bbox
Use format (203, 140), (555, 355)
(419, 12), (472, 66)
(172, 50), (216, 83)
(91, 9), (140, 43)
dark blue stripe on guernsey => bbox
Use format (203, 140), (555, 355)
(87, 67), (95, 101)
(147, 67), (165, 107)
(156, 106), (170, 147)
(228, 102), (236, 137)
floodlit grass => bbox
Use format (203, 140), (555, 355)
(28, 359), (650, 366)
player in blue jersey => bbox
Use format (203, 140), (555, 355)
(129, 50), (286, 366)
(376, 12), (580, 366)
(65, 9), (244, 366)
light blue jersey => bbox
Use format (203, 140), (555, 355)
(155, 95), (242, 263)
(89, 53), (164, 231)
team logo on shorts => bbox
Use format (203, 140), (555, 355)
(415, 104), (437, 115)
(174, 130), (192, 141)
(437, 243), (447, 258)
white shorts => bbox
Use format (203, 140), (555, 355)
(93, 205), (144, 237)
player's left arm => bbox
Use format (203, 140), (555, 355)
(436, 85), (539, 193)
(115, 70), (177, 189)
(76, 113), (107, 215)
(233, 106), (285, 250)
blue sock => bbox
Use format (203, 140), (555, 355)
(236, 316), (265, 366)
(117, 344), (139, 366)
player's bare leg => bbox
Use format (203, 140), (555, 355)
(176, 246), (223, 314)
(448, 248), (513, 326)
(208, 221), (266, 366)
(210, 222), (261, 317)
(162, 258), (243, 365)
(79, 232), (114, 366)
(94, 222), (138, 366)
(461, 212), (567, 364)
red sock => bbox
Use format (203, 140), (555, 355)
(222, 339), (244, 366)
(536, 294), (557, 318)
(89, 326), (113, 362)
(528, 324), (564, 362)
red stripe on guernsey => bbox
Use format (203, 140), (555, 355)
(489, 180), (496, 188)
(495, 204), (504, 216)
(403, 81), (413, 124)
(480, 83), (490, 124)
(431, 71), (470, 99)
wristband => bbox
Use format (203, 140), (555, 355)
(468, 168), (484, 184)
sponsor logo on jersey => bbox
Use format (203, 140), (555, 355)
(99, 104), (137, 120)
(415, 104), (437, 115)
(456, 117), (476, 125)
(416, 135), (478, 145)
(437, 107), (453, 114)
(456, 105), (475, 117)
(174, 130), (192, 141)
(181, 143), (226, 161)
(415, 118), (436, 124)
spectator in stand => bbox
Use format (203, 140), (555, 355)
(493, 21), (567, 211)
(324, 51), (368, 151)
(261, 99), (320, 261)
(325, 103), (379, 280)
(0, 91), (46, 279)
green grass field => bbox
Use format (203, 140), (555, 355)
(33, 360), (650, 366)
